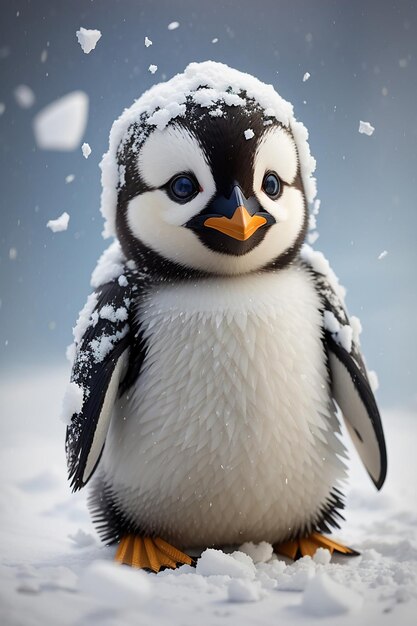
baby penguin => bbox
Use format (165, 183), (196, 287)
(65, 61), (386, 572)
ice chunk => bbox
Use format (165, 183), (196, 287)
(244, 128), (255, 140)
(82, 560), (151, 607)
(144, 36), (152, 47)
(76, 27), (102, 54)
(302, 571), (362, 617)
(47, 211), (70, 232)
(33, 91), (89, 151)
(303, 72), (310, 82)
(82, 142), (91, 158)
(196, 549), (256, 579)
(378, 250), (388, 260)
(358, 120), (375, 136)
(239, 541), (273, 564)
(61, 381), (84, 424)
(148, 64), (158, 74)
(228, 578), (263, 602)
(167, 21), (180, 30)
(14, 84), (35, 108)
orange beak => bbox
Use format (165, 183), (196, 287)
(204, 205), (267, 241)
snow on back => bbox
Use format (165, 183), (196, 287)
(76, 27), (102, 54)
(90, 241), (125, 288)
(244, 128), (255, 140)
(46, 211), (70, 232)
(33, 91), (89, 151)
(61, 381), (84, 424)
(73, 291), (99, 345)
(99, 61), (317, 238)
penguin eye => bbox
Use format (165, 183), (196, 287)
(169, 175), (198, 202)
(262, 172), (281, 199)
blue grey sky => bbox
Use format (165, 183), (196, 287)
(0, 0), (416, 408)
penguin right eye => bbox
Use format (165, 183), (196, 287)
(168, 175), (199, 203)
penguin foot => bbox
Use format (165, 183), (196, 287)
(114, 535), (193, 573)
(273, 532), (359, 560)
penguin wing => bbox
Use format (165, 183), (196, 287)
(65, 273), (146, 491)
(310, 267), (387, 490)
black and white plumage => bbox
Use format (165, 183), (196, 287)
(65, 62), (386, 550)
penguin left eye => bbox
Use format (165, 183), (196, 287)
(262, 172), (281, 199)
(169, 175), (198, 203)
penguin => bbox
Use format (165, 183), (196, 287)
(65, 61), (387, 572)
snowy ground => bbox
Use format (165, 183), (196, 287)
(0, 367), (416, 626)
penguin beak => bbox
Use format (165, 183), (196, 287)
(186, 184), (275, 241)
(204, 206), (267, 241)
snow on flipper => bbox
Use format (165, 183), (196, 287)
(302, 248), (387, 490)
(66, 271), (146, 491)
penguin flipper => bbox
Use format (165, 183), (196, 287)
(309, 264), (387, 490)
(66, 276), (138, 491)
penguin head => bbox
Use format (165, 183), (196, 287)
(101, 62), (317, 277)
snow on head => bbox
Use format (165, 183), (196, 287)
(47, 211), (70, 232)
(99, 61), (317, 238)
(76, 27), (102, 54)
(33, 91), (89, 151)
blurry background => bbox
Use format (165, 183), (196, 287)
(0, 0), (416, 409)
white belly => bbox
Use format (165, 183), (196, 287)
(100, 266), (346, 547)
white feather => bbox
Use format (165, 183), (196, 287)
(100, 266), (347, 548)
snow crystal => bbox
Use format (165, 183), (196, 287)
(99, 61), (317, 238)
(14, 84), (35, 108)
(40, 49), (48, 63)
(90, 325), (129, 362)
(302, 572), (362, 617)
(196, 549), (256, 579)
(337, 324), (353, 353)
(0, 102), (5, 115)
(61, 381), (84, 424)
(82, 561), (151, 607)
(65, 174), (75, 184)
(324, 310), (340, 334)
(368, 369), (379, 392)
(244, 128), (255, 140)
(350, 315), (362, 345)
(228, 578), (263, 602)
(9, 247), (17, 260)
(312, 548), (332, 565)
(33, 91), (89, 151)
(90, 241), (125, 288)
(378, 250), (388, 260)
(148, 64), (158, 74)
(239, 542), (273, 564)
(212, 37), (218, 43)
(99, 304), (128, 323)
(73, 291), (99, 344)
(81, 142), (91, 158)
(167, 21), (180, 30)
(76, 27), (102, 54)
(46, 211), (70, 232)
(303, 72), (310, 82)
(359, 120), (375, 136)
(144, 36), (152, 47)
